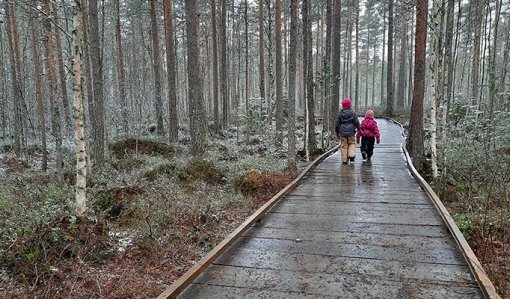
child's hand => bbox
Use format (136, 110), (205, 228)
(376, 137), (380, 144)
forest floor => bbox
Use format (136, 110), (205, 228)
(0, 127), (318, 298)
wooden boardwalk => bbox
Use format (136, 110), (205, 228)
(172, 119), (486, 298)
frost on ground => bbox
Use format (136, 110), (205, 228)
(0, 125), (328, 298)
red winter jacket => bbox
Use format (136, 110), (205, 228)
(356, 118), (381, 143)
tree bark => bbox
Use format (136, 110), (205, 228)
(164, 0), (179, 141)
(209, 0), (219, 133)
(489, 0), (502, 114)
(258, 0), (265, 120)
(44, 0), (63, 170)
(275, 0), (283, 146)
(470, 0), (484, 106)
(386, 0), (394, 117)
(287, 0), (298, 167)
(88, 0), (105, 166)
(331, 0), (341, 136)
(29, 3), (48, 171)
(71, 0), (88, 219)
(53, 2), (72, 131)
(245, 0), (250, 119)
(5, 2), (22, 157)
(303, 0), (315, 154)
(150, 0), (164, 136)
(354, 0), (360, 107)
(115, 0), (128, 137)
(397, 15), (408, 107)
(221, 0), (228, 129)
(407, 0), (428, 171)
(185, 0), (206, 154)
(325, 0), (333, 137)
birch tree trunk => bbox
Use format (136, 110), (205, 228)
(430, 0), (444, 178)
(44, 0), (63, 170)
(72, 0), (88, 219)
(29, 3), (48, 171)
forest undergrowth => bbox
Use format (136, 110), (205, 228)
(0, 125), (313, 298)
(430, 107), (510, 297)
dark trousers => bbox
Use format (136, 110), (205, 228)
(360, 136), (376, 158)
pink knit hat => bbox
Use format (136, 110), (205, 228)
(341, 98), (352, 109)
(365, 110), (375, 118)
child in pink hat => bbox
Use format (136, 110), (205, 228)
(335, 98), (360, 164)
(356, 110), (380, 161)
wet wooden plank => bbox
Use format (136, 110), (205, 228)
(273, 200), (439, 217)
(184, 265), (481, 299)
(265, 209), (443, 226)
(243, 226), (456, 248)
(215, 247), (475, 284)
(227, 237), (466, 265)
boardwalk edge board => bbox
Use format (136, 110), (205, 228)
(389, 117), (500, 299)
(157, 144), (340, 299)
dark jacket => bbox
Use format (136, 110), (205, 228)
(335, 108), (360, 137)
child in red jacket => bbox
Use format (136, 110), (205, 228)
(356, 110), (380, 161)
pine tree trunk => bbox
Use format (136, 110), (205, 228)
(287, 0), (298, 167)
(163, 0), (179, 141)
(44, 0), (63, 170)
(53, 2), (72, 132)
(5, 2), (22, 157)
(209, 0), (219, 133)
(258, 0), (265, 120)
(275, 0), (283, 146)
(380, 10), (386, 105)
(332, 0), (341, 136)
(407, 0), (428, 170)
(221, 0), (228, 129)
(82, 0), (94, 131)
(185, 0), (206, 154)
(72, 0), (88, 219)
(397, 16), (407, 107)
(386, 0), (394, 117)
(354, 0), (360, 108)
(442, 0), (455, 146)
(303, 0), (315, 154)
(115, 0), (128, 137)
(489, 0), (502, 114)
(88, 0), (105, 166)
(0, 25), (7, 138)
(325, 0), (333, 137)
(29, 4), (48, 171)
(150, 0), (164, 136)
(470, 0), (484, 106)
(245, 0), (250, 119)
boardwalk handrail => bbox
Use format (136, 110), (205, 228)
(390, 118), (500, 299)
(157, 144), (340, 299)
